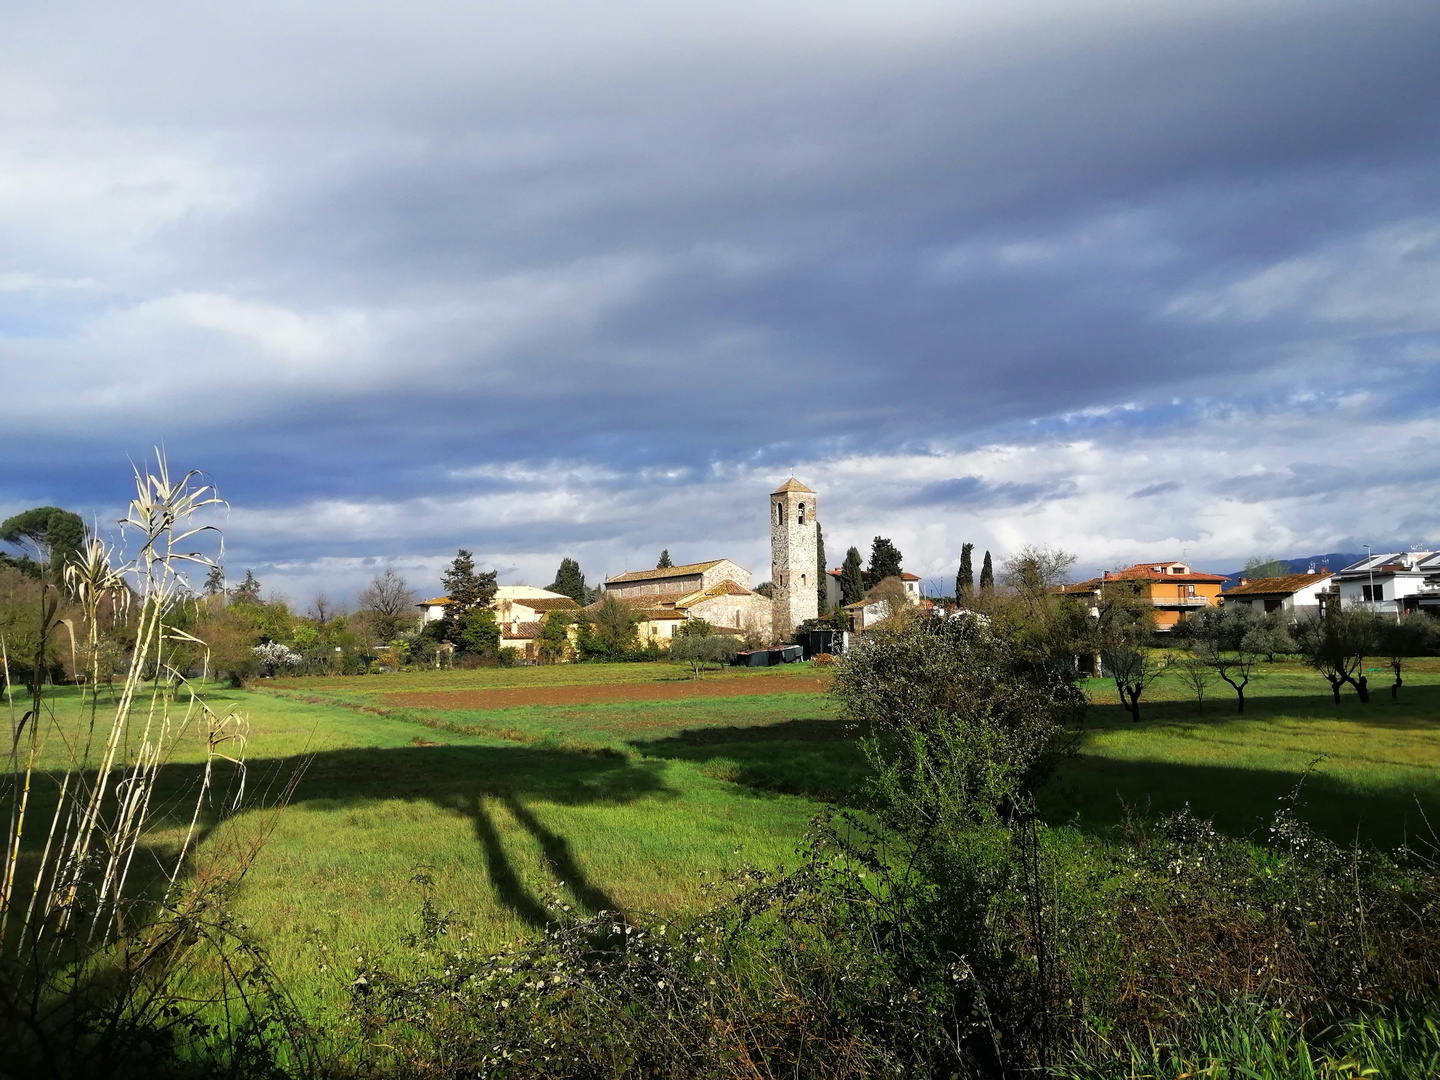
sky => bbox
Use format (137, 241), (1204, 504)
(2, 0), (1439, 606)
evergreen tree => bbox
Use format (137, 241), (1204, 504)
(232, 569), (262, 604)
(816, 523), (828, 614)
(979, 550), (994, 591)
(459, 609), (501, 657)
(657, 550), (673, 569)
(840, 547), (865, 606)
(868, 536), (904, 586)
(548, 558), (588, 604)
(956, 542), (974, 601)
(441, 549), (498, 647)
(0, 506), (85, 587)
(203, 565), (225, 596)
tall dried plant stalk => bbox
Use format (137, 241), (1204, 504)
(1, 453), (236, 963)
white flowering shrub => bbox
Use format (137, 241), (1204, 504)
(252, 641), (303, 677)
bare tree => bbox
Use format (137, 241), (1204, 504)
(309, 593), (333, 625)
(1000, 545), (1078, 598)
(1173, 656), (1215, 714)
(357, 569), (416, 644)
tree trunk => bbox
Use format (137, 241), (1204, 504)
(1122, 685), (1141, 722)
(1221, 675), (1247, 713)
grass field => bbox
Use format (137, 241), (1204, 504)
(12, 654), (1440, 1024)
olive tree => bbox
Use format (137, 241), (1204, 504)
(1184, 606), (1262, 713)
(670, 630), (737, 679)
(1292, 605), (1380, 703)
(1377, 612), (1434, 699)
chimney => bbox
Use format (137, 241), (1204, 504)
(1238, 577), (1248, 586)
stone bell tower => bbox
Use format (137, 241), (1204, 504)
(770, 478), (819, 638)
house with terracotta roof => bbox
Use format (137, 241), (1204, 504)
(416, 584), (575, 624)
(1223, 571), (1334, 618)
(1057, 561), (1226, 632)
(835, 573), (928, 635)
(824, 570), (920, 609)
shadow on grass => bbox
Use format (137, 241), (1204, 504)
(1041, 754), (1440, 848)
(12, 742), (669, 934)
(631, 717), (868, 803)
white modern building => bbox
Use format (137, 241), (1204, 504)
(1331, 551), (1440, 616)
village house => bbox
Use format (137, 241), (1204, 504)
(1223, 571), (1334, 618)
(824, 569), (921, 609)
(1057, 561), (1226, 631)
(416, 584), (575, 624)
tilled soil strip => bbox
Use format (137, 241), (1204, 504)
(382, 676), (831, 710)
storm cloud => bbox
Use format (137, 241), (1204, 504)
(2, 0), (1439, 600)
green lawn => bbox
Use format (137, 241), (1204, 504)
(11, 656), (1440, 1024)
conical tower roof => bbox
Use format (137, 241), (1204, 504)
(771, 477), (815, 495)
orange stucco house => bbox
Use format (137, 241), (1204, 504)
(1057, 561), (1227, 631)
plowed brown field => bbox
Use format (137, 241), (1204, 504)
(382, 674), (830, 709)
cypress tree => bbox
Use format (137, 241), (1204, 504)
(979, 550), (994, 592)
(868, 537), (904, 586)
(956, 542), (974, 601)
(840, 547), (865, 606)
(816, 523), (828, 614)
(657, 550), (673, 569)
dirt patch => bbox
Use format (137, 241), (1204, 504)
(383, 675), (831, 710)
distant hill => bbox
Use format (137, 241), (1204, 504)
(1216, 553), (1371, 590)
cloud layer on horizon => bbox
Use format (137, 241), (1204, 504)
(2, 0), (1439, 603)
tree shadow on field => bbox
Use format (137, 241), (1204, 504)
(630, 717), (868, 803)
(12, 743), (670, 933)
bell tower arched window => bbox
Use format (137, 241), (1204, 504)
(798, 502), (806, 524)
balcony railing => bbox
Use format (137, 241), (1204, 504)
(1153, 596), (1211, 607)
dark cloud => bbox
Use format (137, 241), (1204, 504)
(1130, 481), (1181, 499)
(911, 476), (1077, 508)
(2, 1), (1440, 595)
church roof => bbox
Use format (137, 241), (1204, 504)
(674, 580), (754, 607)
(771, 477), (815, 494)
(606, 560), (725, 584)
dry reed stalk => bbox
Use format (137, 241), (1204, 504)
(2, 453), (231, 961)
